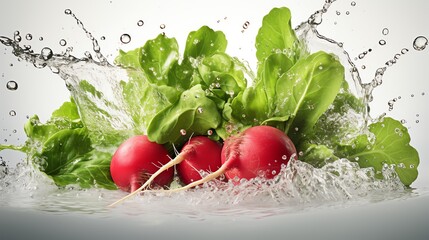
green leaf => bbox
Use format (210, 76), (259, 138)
(255, 7), (302, 64)
(302, 144), (339, 168)
(345, 117), (419, 186)
(184, 26), (227, 59)
(147, 84), (222, 144)
(140, 34), (179, 85)
(52, 150), (117, 190)
(278, 51), (344, 140)
(39, 128), (92, 176)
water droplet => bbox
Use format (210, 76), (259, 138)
(351, 1), (356, 6)
(9, 110), (16, 116)
(64, 9), (72, 15)
(40, 47), (53, 60)
(120, 34), (131, 44)
(180, 129), (187, 136)
(59, 39), (67, 46)
(400, 119), (407, 124)
(160, 24), (166, 29)
(379, 39), (386, 46)
(413, 36), (428, 51)
(6, 80), (18, 91)
(100, 36), (106, 40)
(361, 65), (366, 69)
(137, 20), (144, 27)
(25, 34), (32, 41)
(207, 129), (213, 136)
(271, 170), (277, 175)
(197, 107), (204, 113)
(382, 28), (389, 35)
(282, 155), (288, 160)
(422, 92), (425, 96)
(242, 21), (250, 30)
(39, 37), (44, 41)
(416, 120), (420, 123)
(401, 48), (409, 54)
(346, 11), (350, 15)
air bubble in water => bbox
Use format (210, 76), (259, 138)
(9, 110), (16, 116)
(120, 34), (131, 44)
(160, 24), (166, 29)
(413, 36), (428, 51)
(40, 47), (53, 60)
(6, 80), (18, 91)
(25, 34), (32, 41)
(382, 28), (389, 35)
(207, 129), (213, 136)
(180, 129), (187, 136)
(59, 39), (67, 46)
(64, 9), (72, 15)
(351, 1), (356, 6)
(379, 39), (386, 46)
(39, 37), (44, 41)
(100, 36), (106, 40)
(137, 20), (144, 27)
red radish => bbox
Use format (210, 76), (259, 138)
(176, 136), (223, 185)
(109, 135), (173, 192)
(160, 126), (297, 193)
(109, 136), (222, 206)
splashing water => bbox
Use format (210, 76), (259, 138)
(0, 1), (426, 217)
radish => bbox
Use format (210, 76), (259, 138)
(109, 135), (222, 206)
(109, 135), (174, 192)
(160, 125), (297, 192)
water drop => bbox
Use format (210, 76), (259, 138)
(6, 80), (18, 91)
(100, 36), (106, 40)
(382, 28), (389, 35)
(160, 24), (166, 29)
(416, 120), (420, 123)
(25, 34), (32, 41)
(40, 47), (53, 60)
(180, 129), (187, 136)
(413, 36), (428, 51)
(400, 119), (407, 124)
(336, 11), (341, 15)
(120, 34), (131, 44)
(14, 34), (22, 42)
(361, 65), (366, 69)
(64, 9), (72, 15)
(282, 155), (288, 160)
(59, 39), (67, 46)
(379, 39), (386, 46)
(401, 48), (409, 54)
(137, 20), (144, 27)
(207, 129), (213, 136)
(39, 37), (44, 41)
(197, 107), (204, 113)
(346, 11), (350, 15)
(242, 21), (250, 30)
(351, 1), (356, 6)
(9, 110), (16, 116)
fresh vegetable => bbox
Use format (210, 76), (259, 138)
(0, 6), (420, 193)
(109, 135), (222, 206)
(176, 136), (223, 185)
(110, 135), (173, 192)
(158, 126), (297, 193)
